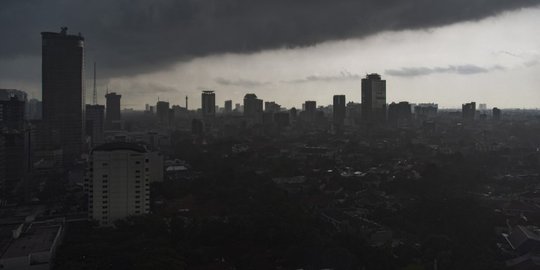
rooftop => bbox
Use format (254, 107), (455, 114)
(1, 224), (61, 259)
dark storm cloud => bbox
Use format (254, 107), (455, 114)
(0, 0), (538, 79)
(385, 65), (505, 77)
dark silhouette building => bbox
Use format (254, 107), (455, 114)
(462, 102), (476, 121)
(201, 91), (216, 118)
(414, 103), (438, 120)
(265, 101), (281, 113)
(244, 94), (263, 123)
(361, 73), (386, 123)
(388, 102), (412, 125)
(156, 101), (170, 126)
(493, 107), (502, 121)
(0, 96), (26, 131)
(333, 95), (346, 129)
(41, 28), (84, 162)
(224, 100), (232, 114)
(105, 92), (122, 130)
(85, 104), (105, 147)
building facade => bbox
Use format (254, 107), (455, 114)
(361, 73), (386, 123)
(85, 104), (105, 147)
(41, 28), (84, 163)
(86, 143), (163, 226)
(105, 92), (121, 130)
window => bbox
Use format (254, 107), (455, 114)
(102, 163), (108, 166)
(135, 161), (141, 164)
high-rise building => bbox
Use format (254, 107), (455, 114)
(265, 101), (281, 113)
(224, 100), (232, 114)
(41, 28), (84, 162)
(201, 91), (216, 118)
(361, 73), (386, 123)
(333, 95), (346, 128)
(85, 104), (105, 147)
(493, 107), (502, 121)
(156, 101), (170, 126)
(86, 142), (163, 226)
(462, 102), (476, 121)
(0, 90), (28, 201)
(0, 95), (26, 130)
(388, 102), (412, 125)
(414, 103), (438, 120)
(105, 92), (121, 130)
(244, 94), (263, 122)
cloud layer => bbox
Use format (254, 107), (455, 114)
(1, 0), (538, 79)
(385, 65), (505, 77)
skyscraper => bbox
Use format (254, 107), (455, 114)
(86, 142), (162, 226)
(201, 91), (216, 118)
(492, 107), (502, 121)
(462, 102), (476, 121)
(156, 101), (170, 126)
(361, 73), (386, 123)
(388, 102), (412, 125)
(105, 92), (121, 130)
(224, 100), (232, 114)
(244, 94), (263, 122)
(333, 95), (346, 129)
(85, 104), (105, 147)
(41, 28), (84, 162)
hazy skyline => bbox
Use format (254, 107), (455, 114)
(1, 1), (539, 109)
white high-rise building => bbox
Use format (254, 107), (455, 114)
(86, 142), (163, 226)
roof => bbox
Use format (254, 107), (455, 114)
(1, 224), (61, 259)
(41, 31), (84, 41)
(92, 142), (147, 153)
(506, 226), (540, 250)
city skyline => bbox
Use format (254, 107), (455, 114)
(0, 3), (539, 109)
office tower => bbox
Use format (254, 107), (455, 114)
(0, 93), (26, 130)
(201, 91), (216, 118)
(414, 103), (438, 120)
(244, 94), (263, 122)
(86, 142), (163, 226)
(388, 102), (412, 125)
(105, 92), (121, 130)
(265, 101), (281, 113)
(235, 103), (241, 112)
(304, 101), (317, 113)
(462, 102), (476, 121)
(42, 28), (84, 163)
(0, 90), (28, 201)
(333, 95), (346, 128)
(493, 107), (502, 121)
(289, 107), (298, 122)
(361, 73), (387, 122)
(156, 101), (170, 125)
(224, 100), (232, 114)
(85, 104), (105, 147)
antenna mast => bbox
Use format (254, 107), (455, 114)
(93, 62), (97, 105)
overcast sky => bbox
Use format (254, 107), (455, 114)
(1, 1), (539, 109)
